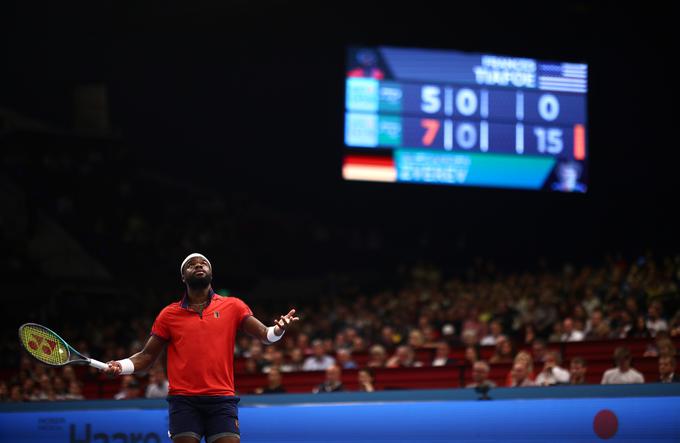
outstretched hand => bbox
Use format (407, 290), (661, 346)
(274, 309), (300, 334)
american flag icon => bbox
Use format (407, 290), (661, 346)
(538, 63), (588, 93)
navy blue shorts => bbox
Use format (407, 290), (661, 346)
(167, 396), (240, 442)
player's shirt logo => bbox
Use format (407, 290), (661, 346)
(214, 311), (220, 319)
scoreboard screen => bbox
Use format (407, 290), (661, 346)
(343, 46), (588, 192)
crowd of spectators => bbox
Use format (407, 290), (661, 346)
(2, 252), (680, 401)
(235, 252), (680, 393)
(1, 356), (86, 402)
(0, 354), (170, 403)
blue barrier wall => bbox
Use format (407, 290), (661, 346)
(2, 386), (680, 443)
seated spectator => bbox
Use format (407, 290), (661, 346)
(582, 287), (601, 316)
(22, 378), (38, 401)
(523, 324), (536, 346)
(627, 314), (651, 339)
(569, 357), (588, 385)
(344, 327), (359, 348)
(601, 347), (645, 385)
(0, 381), (7, 402)
(61, 366), (77, 386)
(646, 301), (669, 337)
(658, 337), (678, 358)
(114, 376), (142, 400)
(548, 321), (564, 343)
(313, 365), (344, 393)
(658, 356), (680, 383)
(64, 381), (85, 401)
(585, 309), (608, 340)
(281, 348), (305, 372)
(460, 329), (479, 347)
(489, 338), (514, 364)
(480, 320), (505, 346)
(357, 368), (376, 392)
(246, 342), (267, 372)
(509, 361), (535, 387)
(145, 368), (169, 399)
(464, 345), (479, 366)
(336, 348), (358, 370)
(505, 350), (534, 386)
(623, 295), (639, 319)
(421, 325), (440, 347)
(302, 339), (336, 371)
(386, 345), (423, 368)
(243, 358), (259, 374)
(334, 330), (350, 351)
(462, 307), (485, 343)
(572, 304), (588, 327)
(466, 361), (496, 388)
(573, 318), (587, 338)
(235, 335), (252, 358)
(322, 338), (335, 354)
(612, 310), (634, 339)
(255, 368), (287, 394)
(440, 323), (457, 345)
(17, 356), (33, 381)
(589, 322), (613, 341)
(297, 333), (312, 356)
(9, 385), (23, 402)
(30, 374), (50, 401)
(407, 329), (426, 349)
(379, 326), (401, 353)
(535, 351), (570, 386)
(531, 339), (547, 363)
(262, 349), (286, 373)
(669, 310), (680, 338)
(351, 336), (367, 353)
(535, 291), (559, 338)
(366, 344), (388, 368)
(644, 332), (677, 358)
(52, 376), (68, 401)
(432, 342), (456, 367)
(262, 345), (278, 370)
(560, 317), (585, 342)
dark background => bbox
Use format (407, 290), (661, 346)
(1, 1), (677, 300)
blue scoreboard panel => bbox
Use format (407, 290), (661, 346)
(343, 46), (588, 192)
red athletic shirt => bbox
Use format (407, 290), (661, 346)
(151, 290), (252, 396)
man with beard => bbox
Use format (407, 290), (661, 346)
(104, 253), (299, 443)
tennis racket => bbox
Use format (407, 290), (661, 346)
(18, 323), (109, 370)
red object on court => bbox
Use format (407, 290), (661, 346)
(593, 409), (618, 439)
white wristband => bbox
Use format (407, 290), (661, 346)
(266, 326), (284, 343)
(117, 358), (135, 375)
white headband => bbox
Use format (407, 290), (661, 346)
(180, 253), (211, 274)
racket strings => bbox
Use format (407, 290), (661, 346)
(20, 325), (69, 365)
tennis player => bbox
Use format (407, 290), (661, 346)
(104, 253), (299, 443)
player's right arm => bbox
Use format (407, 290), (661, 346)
(103, 335), (167, 376)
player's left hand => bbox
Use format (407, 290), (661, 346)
(274, 309), (300, 333)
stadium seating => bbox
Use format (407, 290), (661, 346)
(73, 337), (677, 398)
(10, 334), (674, 400)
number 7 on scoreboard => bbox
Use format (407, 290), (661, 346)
(421, 119), (440, 147)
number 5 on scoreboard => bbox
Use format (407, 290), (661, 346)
(421, 119), (440, 147)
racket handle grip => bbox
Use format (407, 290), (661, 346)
(88, 358), (109, 371)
